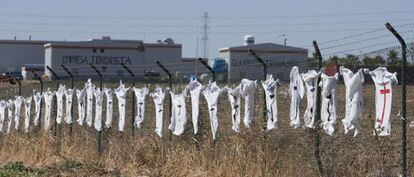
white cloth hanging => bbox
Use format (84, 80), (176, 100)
(76, 88), (86, 125)
(261, 74), (279, 131)
(115, 81), (129, 132)
(369, 67), (398, 136)
(43, 89), (55, 131)
(13, 96), (24, 130)
(320, 72), (339, 136)
(23, 97), (32, 133)
(6, 99), (14, 134)
(94, 88), (104, 131)
(85, 79), (95, 127)
(186, 78), (202, 134)
(33, 92), (42, 126)
(301, 70), (321, 129)
(169, 90), (187, 136)
(240, 79), (257, 128)
(133, 87), (149, 129)
(226, 85), (242, 132)
(55, 85), (65, 125)
(203, 82), (222, 140)
(289, 66), (305, 129)
(64, 88), (74, 124)
(103, 88), (114, 128)
(0, 100), (6, 132)
(150, 86), (165, 137)
(340, 67), (367, 137)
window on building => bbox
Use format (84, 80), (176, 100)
(100, 48), (105, 53)
(93, 49), (97, 53)
(102, 66), (107, 72)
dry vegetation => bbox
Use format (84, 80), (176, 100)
(0, 79), (413, 176)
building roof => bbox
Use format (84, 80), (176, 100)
(44, 37), (181, 50)
(0, 40), (50, 45)
(219, 43), (307, 54)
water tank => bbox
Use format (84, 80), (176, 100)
(244, 35), (255, 46)
(163, 38), (175, 45)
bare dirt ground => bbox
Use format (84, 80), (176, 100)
(0, 79), (413, 176)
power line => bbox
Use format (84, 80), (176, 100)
(1, 19), (414, 28)
(0, 27), (391, 35)
(211, 10), (414, 19)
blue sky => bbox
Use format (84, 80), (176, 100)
(0, 0), (413, 58)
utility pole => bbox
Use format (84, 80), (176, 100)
(202, 12), (209, 59)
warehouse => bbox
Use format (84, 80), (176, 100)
(219, 36), (309, 81)
(44, 37), (185, 80)
(0, 39), (49, 73)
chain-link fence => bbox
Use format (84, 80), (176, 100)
(0, 23), (413, 176)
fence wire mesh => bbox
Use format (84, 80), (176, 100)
(0, 23), (413, 176)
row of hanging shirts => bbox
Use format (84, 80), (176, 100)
(289, 66), (398, 137)
(0, 66), (399, 139)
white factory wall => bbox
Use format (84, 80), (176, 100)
(222, 51), (310, 82)
(45, 45), (182, 80)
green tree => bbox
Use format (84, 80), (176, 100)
(362, 55), (385, 66)
(387, 50), (399, 67)
(338, 54), (361, 66)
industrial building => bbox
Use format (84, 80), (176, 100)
(44, 37), (185, 79)
(219, 36), (309, 81)
(0, 39), (49, 73)
(0, 35), (309, 82)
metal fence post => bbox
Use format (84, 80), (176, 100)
(156, 61), (173, 140)
(312, 40), (324, 177)
(121, 63), (136, 136)
(46, 66), (61, 138)
(385, 22), (407, 177)
(31, 70), (43, 134)
(249, 49), (268, 131)
(61, 64), (74, 89)
(198, 58), (216, 82)
(61, 64), (74, 135)
(88, 63), (104, 156)
(10, 77), (22, 96)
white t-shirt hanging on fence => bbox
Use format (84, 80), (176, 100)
(13, 96), (24, 130)
(23, 97), (32, 133)
(0, 100), (6, 132)
(320, 72), (339, 136)
(203, 82), (222, 140)
(115, 81), (129, 132)
(43, 89), (55, 132)
(186, 78), (202, 134)
(64, 88), (74, 124)
(6, 99), (14, 134)
(369, 67), (398, 136)
(104, 88), (114, 128)
(169, 90), (187, 136)
(301, 70), (321, 129)
(289, 66), (305, 129)
(261, 74), (279, 131)
(94, 88), (104, 131)
(76, 88), (86, 125)
(33, 92), (42, 126)
(240, 79), (257, 129)
(340, 67), (367, 137)
(150, 86), (165, 137)
(226, 85), (242, 132)
(55, 85), (65, 125)
(85, 79), (95, 127)
(133, 87), (149, 129)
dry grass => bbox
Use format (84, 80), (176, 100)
(0, 79), (413, 176)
